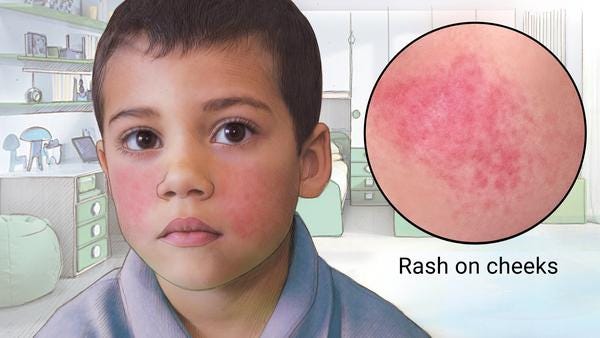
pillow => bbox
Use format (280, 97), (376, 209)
(330, 142), (340, 154)
(332, 153), (343, 161)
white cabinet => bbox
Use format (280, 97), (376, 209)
(349, 11), (388, 148)
(388, 11), (432, 60)
(0, 165), (110, 277)
(476, 10), (515, 27)
(303, 11), (351, 92)
(432, 10), (476, 28)
(388, 9), (515, 61)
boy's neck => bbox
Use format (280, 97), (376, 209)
(156, 228), (293, 338)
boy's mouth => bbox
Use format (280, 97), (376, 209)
(158, 217), (222, 247)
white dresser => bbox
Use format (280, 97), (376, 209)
(0, 163), (111, 278)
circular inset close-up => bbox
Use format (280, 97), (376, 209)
(365, 22), (586, 244)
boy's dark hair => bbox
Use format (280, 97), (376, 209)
(92, 0), (322, 154)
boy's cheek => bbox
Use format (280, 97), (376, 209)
(109, 164), (163, 239)
(220, 162), (298, 241)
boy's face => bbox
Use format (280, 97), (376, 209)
(97, 36), (300, 290)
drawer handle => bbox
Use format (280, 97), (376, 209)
(364, 192), (373, 200)
(91, 245), (101, 259)
(91, 224), (101, 237)
(365, 178), (374, 187)
(363, 164), (371, 174)
(91, 201), (102, 216)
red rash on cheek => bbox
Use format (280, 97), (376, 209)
(109, 164), (163, 237)
(220, 162), (295, 241)
(371, 53), (533, 198)
(222, 166), (269, 239)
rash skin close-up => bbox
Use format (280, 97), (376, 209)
(366, 23), (585, 243)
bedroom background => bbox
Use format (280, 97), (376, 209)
(0, 0), (598, 337)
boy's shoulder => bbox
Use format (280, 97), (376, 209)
(35, 268), (131, 337)
(324, 259), (430, 338)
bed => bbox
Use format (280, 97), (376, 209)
(295, 130), (350, 236)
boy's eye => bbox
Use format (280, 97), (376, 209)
(124, 129), (161, 151)
(214, 122), (253, 144)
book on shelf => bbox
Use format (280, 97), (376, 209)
(52, 73), (92, 101)
(65, 33), (99, 59)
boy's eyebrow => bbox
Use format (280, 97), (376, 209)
(108, 96), (272, 126)
(202, 96), (272, 114)
(108, 107), (159, 126)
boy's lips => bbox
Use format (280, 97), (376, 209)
(158, 217), (222, 247)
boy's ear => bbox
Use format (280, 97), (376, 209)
(299, 123), (332, 198)
(96, 140), (111, 196)
(96, 139), (108, 174)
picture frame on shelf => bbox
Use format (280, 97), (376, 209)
(71, 136), (98, 163)
(25, 32), (47, 57)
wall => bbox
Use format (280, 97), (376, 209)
(0, 112), (100, 173)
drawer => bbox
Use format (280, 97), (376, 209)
(350, 190), (388, 206)
(79, 188), (102, 202)
(351, 162), (372, 177)
(77, 238), (108, 273)
(77, 175), (96, 193)
(76, 194), (107, 224)
(77, 216), (107, 248)
(351, 148), (367, 162)
(351, 176), (378, 191)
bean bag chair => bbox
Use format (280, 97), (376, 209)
(0, 214), (61, 307)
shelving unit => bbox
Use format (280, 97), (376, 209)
(0, 3), (101, 114)
(0, 101), (93, 115)
(0, 54), (94, 115)
(0, 3), (103, 110)
(0, 3), (106, 31)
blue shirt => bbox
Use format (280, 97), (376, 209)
(37, 213), (429, 337)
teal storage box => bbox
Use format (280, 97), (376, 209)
(544, 178), (586, 223)
(394, 212), (430, 237)
(0, 214), (61, 307)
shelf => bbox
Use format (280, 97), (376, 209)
(0, 54), (93, 74)
(0, 3), (106, 32)
(18, 55), (93, 74)
(0, 53), (21, 65)
(0, 101), (93, 115)
(17, 55), (93, 64)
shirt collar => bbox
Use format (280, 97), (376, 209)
(119, 212), (319, 338)
(119, 246), (189, 337)
(260, 212), (320, 337)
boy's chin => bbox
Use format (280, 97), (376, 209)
(155, 265), (244, 291)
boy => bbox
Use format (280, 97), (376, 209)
(37, 0), (429, 337)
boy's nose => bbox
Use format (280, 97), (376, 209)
(156, 156), (214, 200)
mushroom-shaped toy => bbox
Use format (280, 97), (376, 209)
(19, 127), (52, 172)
